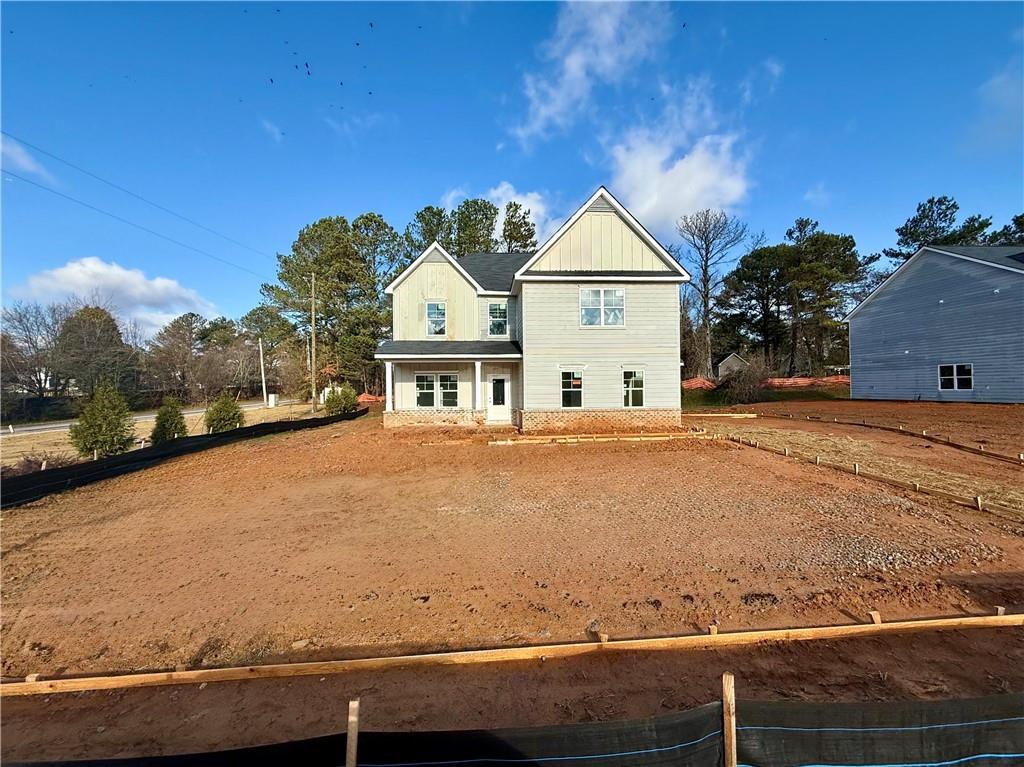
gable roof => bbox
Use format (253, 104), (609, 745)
(384, 242), (483, 295)
(458, 252), (534, 292)
(717, 352), (749, 367)
(844, 245), (1024, 322)
(514, 186), (690, 280)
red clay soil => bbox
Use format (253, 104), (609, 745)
(730, 400), (1024, 457)
(3, 629), (1022, 762)
(4, 413), (1023, 684)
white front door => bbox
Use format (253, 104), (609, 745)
(486, 375), (511, 422)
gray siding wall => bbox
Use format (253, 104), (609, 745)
(849, 251), (1024, 403)
(521, 282), (681, 410)
(476, 296), (520, 342)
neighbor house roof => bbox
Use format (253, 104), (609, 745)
(717, 352), (749, 366)
(374, 340), (523, 359)
(458, 252), (534, 292)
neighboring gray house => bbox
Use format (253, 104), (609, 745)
(845, 245), (1024, 403)
(375, 187), (691, 430)
(716, 353), (749, 379)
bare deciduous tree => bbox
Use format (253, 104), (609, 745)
(675, 209), (748, 378)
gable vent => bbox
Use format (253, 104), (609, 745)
(587, 198), (616, 213)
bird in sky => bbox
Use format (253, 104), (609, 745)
(369, 22), (374, 28)
(269, 78), (274, 84)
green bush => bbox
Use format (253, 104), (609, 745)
(68, 383), (135, 458)
(324, 382), (358, 416)
(205, 392), (244, 433)
(151, 397), (187, 445)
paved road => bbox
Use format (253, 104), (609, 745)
(3, 400), (300, 436)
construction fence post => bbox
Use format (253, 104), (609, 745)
(346, 698), (360, 767)
(722, 672), (737, 767)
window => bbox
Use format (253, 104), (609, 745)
(938, 363), (972, 391)
(426, 302), (446, 336)
(580, 289), (625, 327)
(439, 374), (459, 408)
(561, 370), (583, 408)
(415, 375), (436, 407)
(488, 303), (508, 337)
(623, 370), (644, 407)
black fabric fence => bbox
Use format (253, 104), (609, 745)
(0, 407), (368, 509)
(12, 693), (1024, 766)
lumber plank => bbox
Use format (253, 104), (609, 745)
(2, 614), (1019, 698)
(722, 672), (737, 767)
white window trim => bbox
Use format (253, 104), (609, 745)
(937, 363), (973, 391)
(414, 373), (437, 409)
(414, 371), (460, 408)
(560, 369), (585, 410)
(579, 287), (626, 328)
(438, 373), (460, 408)
(622, 369), (645, 409)
(425, 301), (447, 337)
(487, 301), (509, 338)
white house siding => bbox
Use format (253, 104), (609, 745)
(392, 363), (475, 410)
(391, 256), (478, 341)
(520, 281), (681, 410)
(530, 211), (672, 272)
(476, 296), (520, 342)
(849, 251), (1024, 403)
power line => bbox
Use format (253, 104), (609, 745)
(0, 130), (274, 261)
(3, 170), (268, 280)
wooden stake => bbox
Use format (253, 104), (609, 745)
(709, 624), (718, 635)
(722, 672), (737, 767)
(346, 699), (360, 767)
(996, 606), (1006, 616)
(975, 496), (983, 511)
(869, 610), (882, 625)
(854, 463), (860, 476)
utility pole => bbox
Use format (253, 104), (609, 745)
(310, 272), (318, 412)
(258, 336), (268, 406)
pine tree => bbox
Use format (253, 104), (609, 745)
(150, 397), (187, 444)
(68, 382), (135, 458)
(205, 392), (244, 433)
(500, 201), (538, 252)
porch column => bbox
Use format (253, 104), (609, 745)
(474, 360), (483, 411)
(385, 361), (394, 412)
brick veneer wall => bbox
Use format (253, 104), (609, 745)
(383, 409), (486, 428)
(518, 408), (681, 433)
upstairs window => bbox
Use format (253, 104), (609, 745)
(938, 363), (972, 391)
(623, 370), (644, 407)
(488, 303), (508, 337)
(580, 289), (625, 327)
(426, 302), (446, 336)
(561, 371), (583, 408)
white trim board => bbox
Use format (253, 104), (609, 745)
(375, 353), (523, 360)
(518, 275), (688, 283)
(385, 242), (485, 295)
(844, 246), (1024, 322)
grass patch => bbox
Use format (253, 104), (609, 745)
(682, 385), (850, 411)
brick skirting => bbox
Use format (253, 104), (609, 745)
(383, 409), (487, 428)
(518, 408), (681, 433)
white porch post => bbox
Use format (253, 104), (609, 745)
(474, 360), (483, 411)
(385, 361), (394, 412)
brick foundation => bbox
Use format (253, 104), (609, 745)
(383, 409), (487, 428)
(518, 408), (681, 433)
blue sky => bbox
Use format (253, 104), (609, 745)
(2, 1), (1022, 334)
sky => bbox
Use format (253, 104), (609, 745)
(2, 1), (1022, 335)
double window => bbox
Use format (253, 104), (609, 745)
(580, 289), (625, 327)
(623, 370), (644, 407)
(561, 371), (583, 408)
(415, 373), (459, 407)
(426, 302), (446, 336)
(488, 302), (508, 337)
(938, 363), (972, 391)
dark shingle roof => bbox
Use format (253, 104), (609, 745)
(457, 252), (534, 291)
(925, 245), (1024, 270)
(375, 340), (522, 358)
(523, 270), (680, 277)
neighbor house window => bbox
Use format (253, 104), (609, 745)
(488, 303), (508, 336)
(623, 370), (644, 407)
(580, 289), (625, 326)
(439, 374), (459, 407)
(415, 374), (436, 407)
(426, 302), (446, 336)
(561, 371), (583, 408)
(938, 363), (972, 391)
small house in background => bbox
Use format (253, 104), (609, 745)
(845, 245), (1024, 403)
(716, 352), (749, 379)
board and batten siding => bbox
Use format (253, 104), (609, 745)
(392, 363), (474, 409)
(530, 211), (672, 272)
(521, 282), (681, 410)
(391, 252), (478, 341)
(849, 251), (1024, 403)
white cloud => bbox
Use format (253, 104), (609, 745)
(1, 136), (57, 184)
(440, 187), (467, 210)
(607, 78), (751, 234)
(967, 58), (1023, 150)
(513, 2), (671, 144)
(486, 181), (557, 243)
(14, 257), (215, 337)
(739, 58), (784, 106)
(803, 182), (831, 207)
(261, 118), (284, 144)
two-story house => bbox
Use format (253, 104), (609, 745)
(375, 187), (690, 431)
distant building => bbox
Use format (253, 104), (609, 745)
(844, 245), (1024, 403)
(716, 352), (749, 379)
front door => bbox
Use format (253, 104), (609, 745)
(487, 375), (510, 422)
